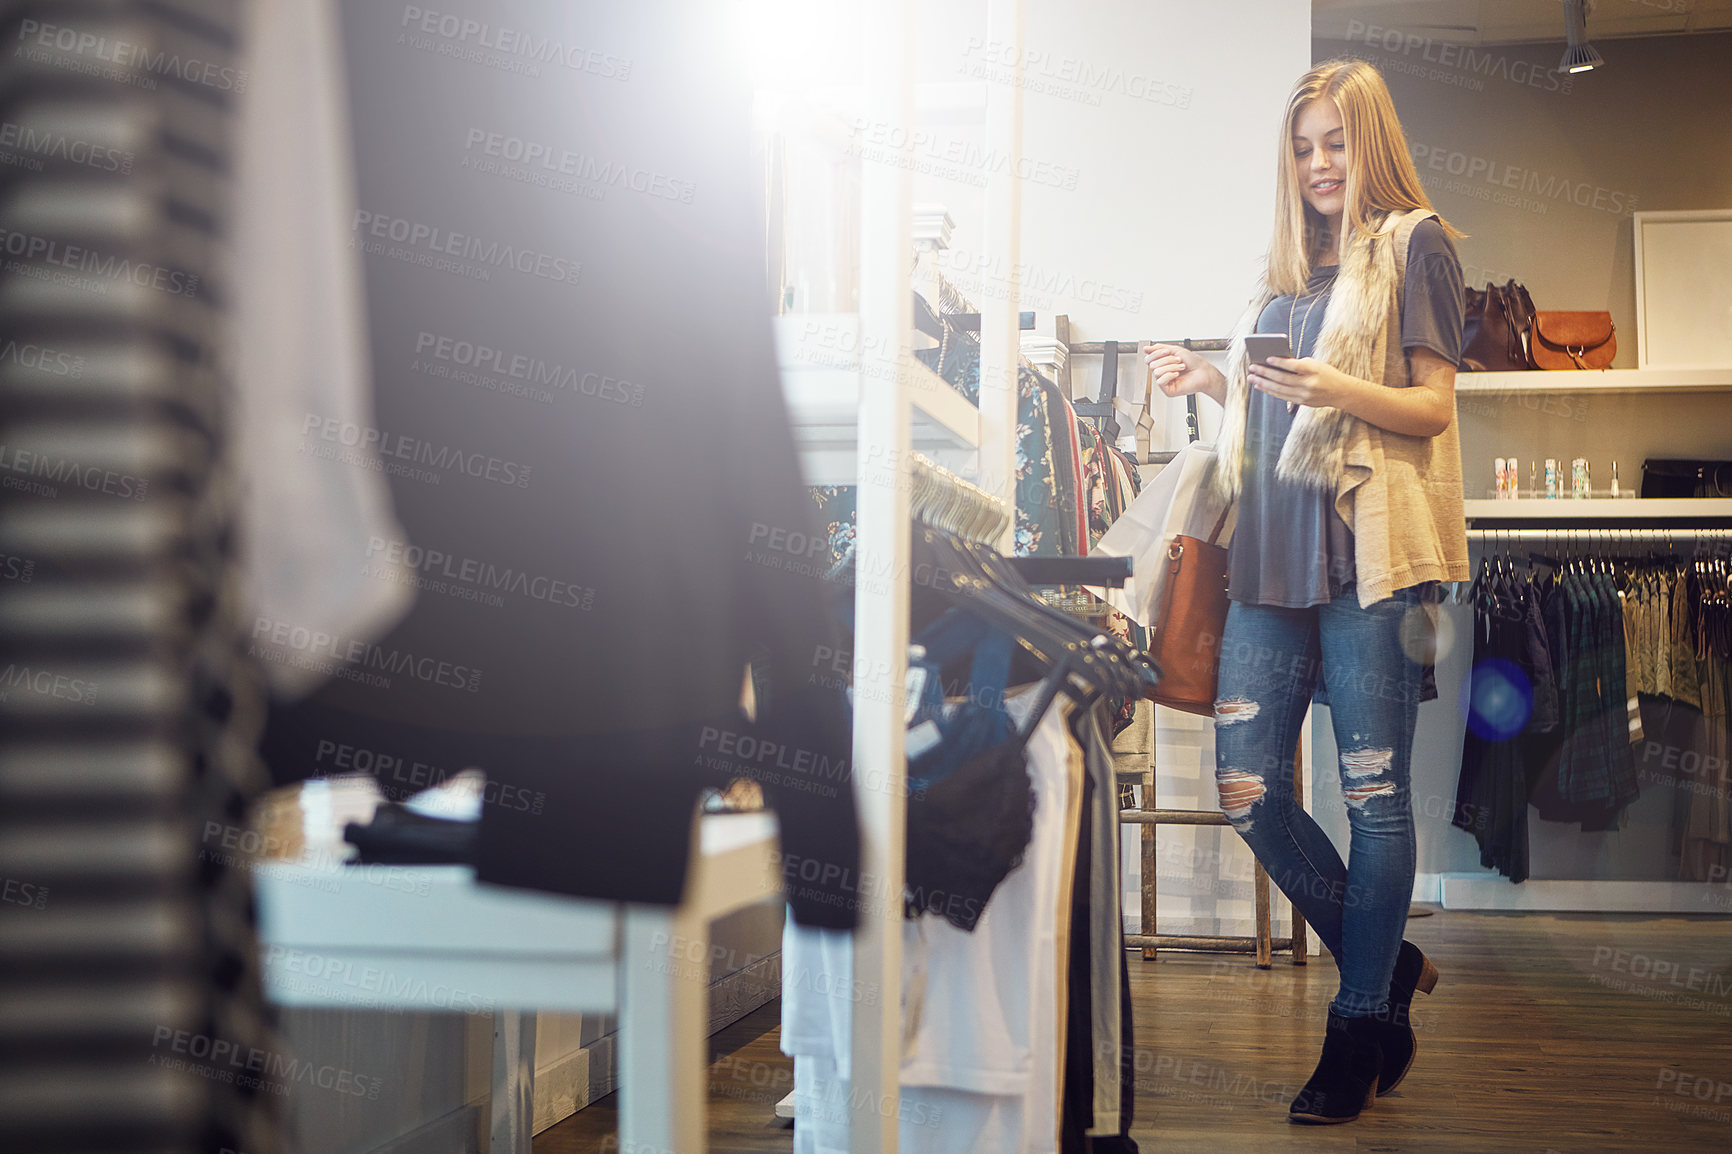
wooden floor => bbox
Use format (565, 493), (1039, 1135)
(536, 908), (1732, 1153)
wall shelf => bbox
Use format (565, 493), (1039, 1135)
(1464, 497), (1732, 526)
(1456, 367), (1732, 394)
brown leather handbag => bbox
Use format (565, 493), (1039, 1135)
(1529, 311), (1616, 370)
(1461, 280), (1536, 371)
(1145, 505), (1231, 717)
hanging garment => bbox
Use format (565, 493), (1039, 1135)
(1080, 423), (1113, 548)
(0, 4), (289, 1150)
(1549, 571), (1606, 814)
(1053, 385), (1090, 556)
(811, 484), (861, 571)
(1601, 570), (1644, 757)
(232, 0), (411, 695)
(1677, 570), (1732, 882)
(1532, 567), (1639, 831)
(1107, 446), (1141, 521)
(1653, 570), (1675, 700)
(260, 0), (860, 928)
(925, 317), (984, 404)
(1677, 652), (1732, 881)
(1069, 417), (1141, 731)
(904, 611), (1033, 932)
(1670, 568), (1704, 710)
(1618, 575), (1648, 744)
(1454, 569), (1539, 880)
(784, 691), (1075, 1154)
(1024, 374), (1074, 557)
(1525, 577), (1563, 734)
(1064, 704), (1134, 1146)
(1456, 554), (1650, 881)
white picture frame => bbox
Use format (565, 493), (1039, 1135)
(1632, 209), (1732, 370)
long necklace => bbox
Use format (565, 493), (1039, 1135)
(1287, 288), (1322, 353)
(1284, 287), (1322, 415)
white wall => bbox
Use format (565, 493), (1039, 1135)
(900, 0), (1309, 438)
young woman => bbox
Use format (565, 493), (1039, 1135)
(1144, 59), (1468, 1124)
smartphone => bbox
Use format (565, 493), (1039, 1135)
(1243, 333), (1294, 365)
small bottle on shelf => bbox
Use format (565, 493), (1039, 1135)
(1493, 458), (1506, 499)
(1610, 461), (1621, 499)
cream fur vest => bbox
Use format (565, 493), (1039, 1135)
(1213, 208), (1469, 607)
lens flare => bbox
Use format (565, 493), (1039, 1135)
(1466, 657), (1533, 742)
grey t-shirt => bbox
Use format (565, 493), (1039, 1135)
(1228, 217), (1464, 607)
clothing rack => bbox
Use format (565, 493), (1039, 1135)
(1443, 515), (1732, 915)
(1053, 314), (1230, 463)
(1011, 555), (1132, 587)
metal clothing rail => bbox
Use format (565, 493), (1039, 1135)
(1010, 555), (1132, 587)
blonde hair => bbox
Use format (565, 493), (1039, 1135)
(1267, 58), (1461, 296)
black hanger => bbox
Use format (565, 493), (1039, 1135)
(910, 526), (1155, 750)
(1071, 339), (1123, 443)
(915, 526), (1151, 699)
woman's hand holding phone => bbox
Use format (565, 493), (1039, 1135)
(1247, 343), (1351, 411)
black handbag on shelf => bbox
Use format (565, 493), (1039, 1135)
(1461, 280), (1537, 371)
(1640, 460), (1732, 499)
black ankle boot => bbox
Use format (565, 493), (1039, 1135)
(1288, 1011), (1383, 1124)
(1374, 940), (1440, 1095)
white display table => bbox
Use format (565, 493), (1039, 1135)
(254, 811), (782, 1154)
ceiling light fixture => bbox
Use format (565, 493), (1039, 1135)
(1561, 0), (1605, 73)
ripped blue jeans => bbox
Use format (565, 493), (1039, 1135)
(1213, 586), (1424, 1018)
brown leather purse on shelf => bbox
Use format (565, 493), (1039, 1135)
(1145, 504), (1231, 717)
(1461, 280), (1536, 371)
(1529, 311), (1617, 370)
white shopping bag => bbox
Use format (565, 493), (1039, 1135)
(1084, 441), (1236, 626)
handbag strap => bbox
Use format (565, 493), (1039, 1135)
(1181, 338), (1201, 443)
(1098, 340), (1121, 443)
(1504, 280), (1536, 366)
(1205, 502), (1230, 547)
(1137, 365), (1158, 461)
(1703, 462), (1732, 498)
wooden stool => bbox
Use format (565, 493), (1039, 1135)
(1119, 735), (1308, 968)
